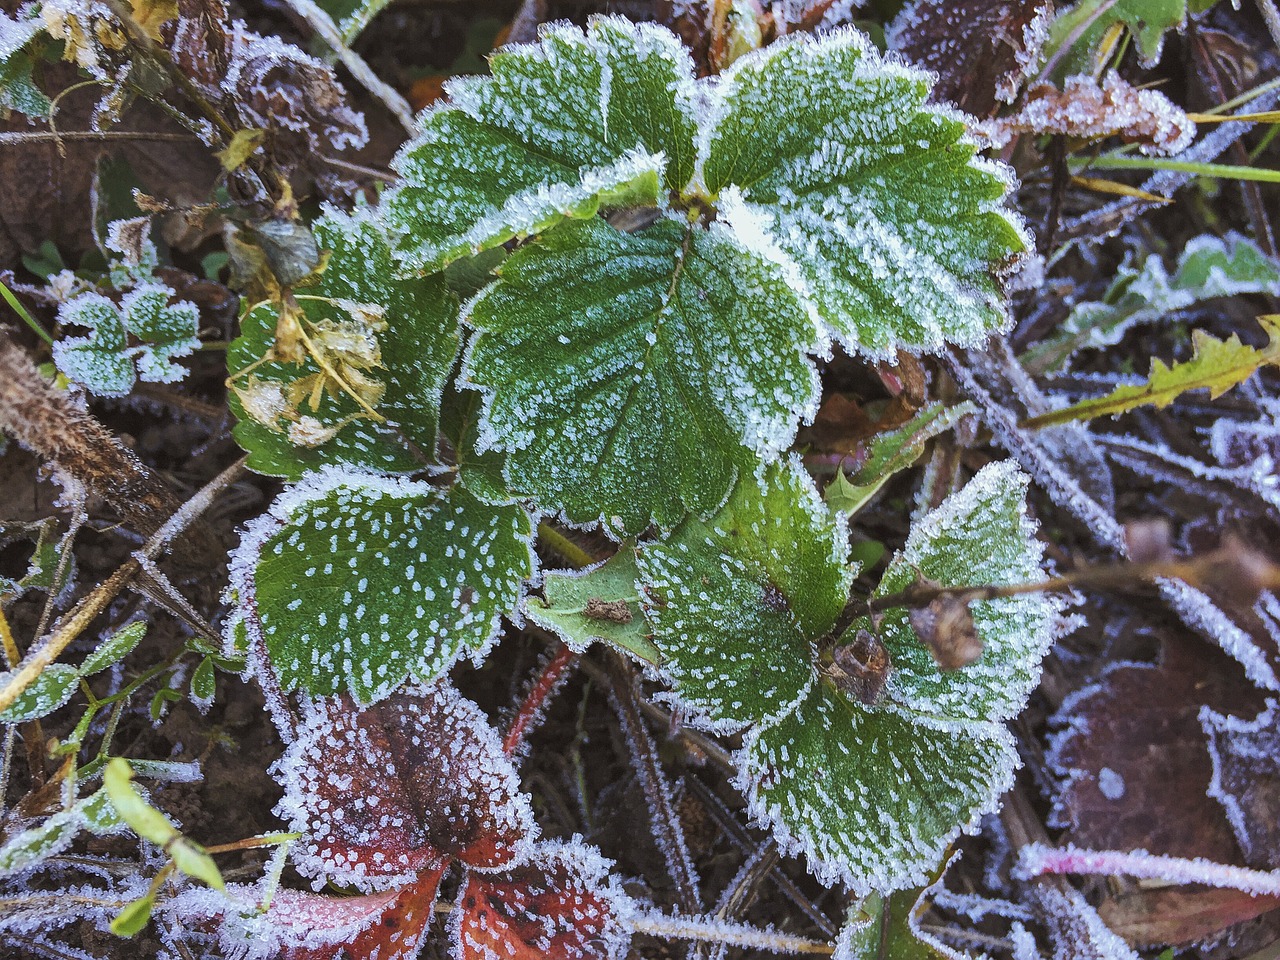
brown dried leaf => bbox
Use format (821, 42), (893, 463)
(888, 0), (1053, 117)
(978, 74), (1195, 155)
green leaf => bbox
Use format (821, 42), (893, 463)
(227, 209), (461, 478)
(80, 621), (147, 676)
(190, 657), (216, 707)
(704, 29), (1027, 358)
(1023, 234), (1280, 374)
(110, 894), (157, 937)
(834, 872), (967, 959)
(230, 468), (535, 703)
(637, 459), (853, 732)
(0, 809), (82, 876)
(1047, 0), (1185, 74)
(1023, 316), (1280, 428)
(526, 547), (658, 664)
(439, 383), (515, 506)
(825, 403), (974, 515)
(384, 17), (698, 273)
(742, 679), (1013, 894)
(0, 664), (80, 723)
(856, 460), (1056, 724)
(52, 283), (199, 397)
(0, 9), (51, 118)
(103, 757), (224, 890)
(742, 461), (1053, 893)
(464, 216), (818, 536)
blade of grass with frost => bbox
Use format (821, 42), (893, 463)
(227, 209), (461, 479)
(702, 28), (1029, 358)
(463, 217), (820, 536)
(1024, 316), (1280, 428)
(1023, 234), (1280, 375)
(227, 467), (535, 703)
(384, 18), (698, 273)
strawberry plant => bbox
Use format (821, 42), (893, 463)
(217, 14), (1055, 952)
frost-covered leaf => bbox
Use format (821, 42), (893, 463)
(228, 209), (461, 479)
(273, 682), (536, 892)
(453, 840), (634, 960)
(1024, 233), (1280, 374)
(464, 217), (817, 535)
(1047, 0), (1185, 73)
(80, 622), (147, 676)
(440, 384), (515, 506)
(1201, 699), (1280, 869)
(887, 0), (1051, 116)
(0, 809), (83, 876)
(853, 460), (1055, 724)
(741, 462), (1052, 893)
(167, 871), (443, 960)
(977, 75), (1194, 156)
(0, 519), (70, 601)
(0, 4), (51, 117)
(526, 548), (659, 664)
(742, 681), (1015, 894)
(0, 664), (79, 723)
(53, 284), (199, 398)
(230, 468), (534, 702)
(704, 28), (1027, 358)
(825, 402), (974, 515)
(637, 459), (853, 733)
(1025, 317), (1280, 428)
(385, 17), (697, 273)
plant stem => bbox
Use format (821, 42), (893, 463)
(1074, 156), (1280, 183)
(1, 282), (53, 346)
(502, 642), (577, 756)
(536, 522), (597, 568)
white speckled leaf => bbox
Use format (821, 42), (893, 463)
(741, 681), (1015, 894)
(464, 217), (819, 536)
(0, 664), (80, 723)
(740, 461), (1052, 894)
(228, 209), (461, 479)
(384, 17), (697, 273)
(229, 468), (535, 703)
(704, 28), (1028, 358)
(856, 460), (1056, 724)
(636, 459), (853, 733)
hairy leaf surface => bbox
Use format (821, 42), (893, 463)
(385, 17), (697, 273)
(637, 459), (852, 732)
(230, 468), (534, 702)
(704, 29), (1027, 357)
(464, 217), (818, 535)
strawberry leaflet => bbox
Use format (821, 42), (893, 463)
(464, 217), (818, 535)
(384, 18), (697, 273)
(229, 468), (535, 702)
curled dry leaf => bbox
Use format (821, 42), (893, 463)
(976, 74), (1195, 155)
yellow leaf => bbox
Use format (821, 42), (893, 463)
(1023, 316), (1280, 428)
(127, 0), (178, 42)
(215, 128), (266, 172)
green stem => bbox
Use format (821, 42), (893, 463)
(1074, 156), (1280, 184)
(536, 522), (596, 569)
(1, 281), (53, 346)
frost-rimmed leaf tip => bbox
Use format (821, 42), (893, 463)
(225, 465), (536, 704)
(703, 26), (1031, 358)
(383, 16), (698, 274)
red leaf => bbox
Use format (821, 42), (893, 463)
(275, 681), (536, 892)
(452, 841), (633, 960)
(166, 868), (444, 960)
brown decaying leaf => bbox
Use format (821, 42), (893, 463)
(976, 74), (1195, 155)
(829, 629), (893, 706)
(887, 0), (1053, 117)
(1098, 887), (1280, 949)
(908, 594), (983, 670)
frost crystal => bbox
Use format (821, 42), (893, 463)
(1201, 699), (1280, 869)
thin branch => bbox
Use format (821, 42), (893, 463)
(0, 457), (247, 717)
(0, 130), (198, 146)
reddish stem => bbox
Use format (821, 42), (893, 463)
(502, 642), (577, 756)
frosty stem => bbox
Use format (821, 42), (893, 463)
(867, 540), (1280, 615)
(502, 642), (577, 756)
